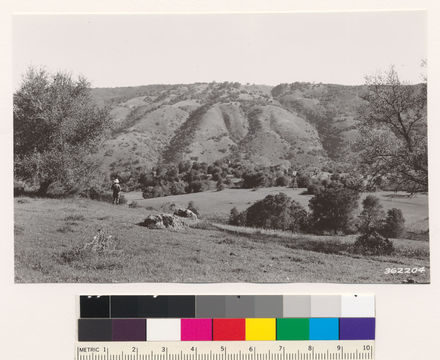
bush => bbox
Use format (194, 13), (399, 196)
(229, 207), (247, 226)
(14, 180), (26, 196)
(138, 172), (156, 188)
(296, 173), (311, 188)
(187, 201), (200, 217)
(354, 231), (394, 255)
(170, 181), (187, 195)
(309, 183), (360, 234)
(142, 185), (164, 198)
(142, 186), (154, 199)
(244, 192), (308, 232)
(341, 175), (365, 192)
(118, 194), (127, 205)
(212, 172), (222, 181)
(381, 208), (405, 238)
(330, 173), (341, 181)
(216, 179), (225, 191)
(276, 175), (290, 186)
(358, 195), (385, 234)
(187, 180), (209, 193)
(307, 183), (323, 195)
(129, 201), (140, 208)
(242, 171), (268, 188)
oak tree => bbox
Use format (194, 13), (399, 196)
(14, 68), (111, 195)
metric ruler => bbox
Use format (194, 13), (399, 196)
(75, 341), (375, 360)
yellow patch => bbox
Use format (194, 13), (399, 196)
(245, 318), (276, 340)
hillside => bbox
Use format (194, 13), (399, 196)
(91, 82), (367, 175)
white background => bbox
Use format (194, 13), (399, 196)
(0, 1), (439, 359)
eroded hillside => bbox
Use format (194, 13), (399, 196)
(91, 82), (366, 174)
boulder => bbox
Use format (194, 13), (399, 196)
(174, 208), (198, 221)
(142, 214), (166, 229)
(142, 213), (187, 230)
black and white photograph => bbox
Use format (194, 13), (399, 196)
(13, 11), (429, 283)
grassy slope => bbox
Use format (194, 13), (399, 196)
(15, 190), (429, 283)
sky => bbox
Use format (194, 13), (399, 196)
(12, 11), (427, 89)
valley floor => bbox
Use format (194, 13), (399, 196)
(14, 190), (429, 283)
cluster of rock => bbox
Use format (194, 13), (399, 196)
(173, 208), (198, 220)
(142, 208), (198, 230)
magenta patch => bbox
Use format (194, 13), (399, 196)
(181, 319), (212, 341)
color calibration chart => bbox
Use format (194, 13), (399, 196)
(76, 295), (375, 360)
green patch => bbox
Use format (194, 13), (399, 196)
(276, 318), (310, 340)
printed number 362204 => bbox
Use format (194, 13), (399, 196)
(384, 267), (425, 274)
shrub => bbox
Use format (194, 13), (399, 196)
(138, 172), (156, 188)
(224, 177), (233, 186)
(64, 214), (85, 222)
(358, 195), (385, 234)
(244, 192), (308, 232)
(212, 172), (222, 181)
(296, 173), (311, 188)
(242, 171), (268, 188)
(118, 194), (127, 205)
(229, 207), (247, 226)
(178, 160), (192, 173)
(14, 180), (26, 196)
(216, 179), (225, 191)
(187, 180), (209, 193)
(60, 246), (88, 263)
(142, 185), (164, 198)
(160, 183), (171, 197)
(341, 175), (365, 192)
(353, 231), (394, 255)
(330, 173), (341, 181)
(381, 208), (405, 238)
(142, 186), (154, 199)
(187, 201), (200, 217)
(309, 183), (360, 234)
(307, 183), (323, 195)
(170, 181), (187, 195)
(276, 175), (290, 186)
(129, 201), (140, 208)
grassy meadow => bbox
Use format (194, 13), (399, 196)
(14, 187), (429, 283)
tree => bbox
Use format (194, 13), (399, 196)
(354, 231), (394, 255)
(229, 207), (247, 226)
(244, 192), (308, 232)
(309, 182), (360, 234)
(216, 178), (225, 191)
(381, 208), (405, 238)
(358, 195), (385, 234)
(14, 68), (111, 195)
(355, 66), (427, 192)
(276, 175), (290, 186)
(242, 171), (268, 188)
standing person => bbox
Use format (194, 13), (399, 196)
(111, 179), (121, 205)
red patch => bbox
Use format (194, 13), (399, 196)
(213, 318), (245, 340)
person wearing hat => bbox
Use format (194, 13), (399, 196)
(111, 178), (121, 205)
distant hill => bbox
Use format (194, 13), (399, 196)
(91, 81), (368, 175)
